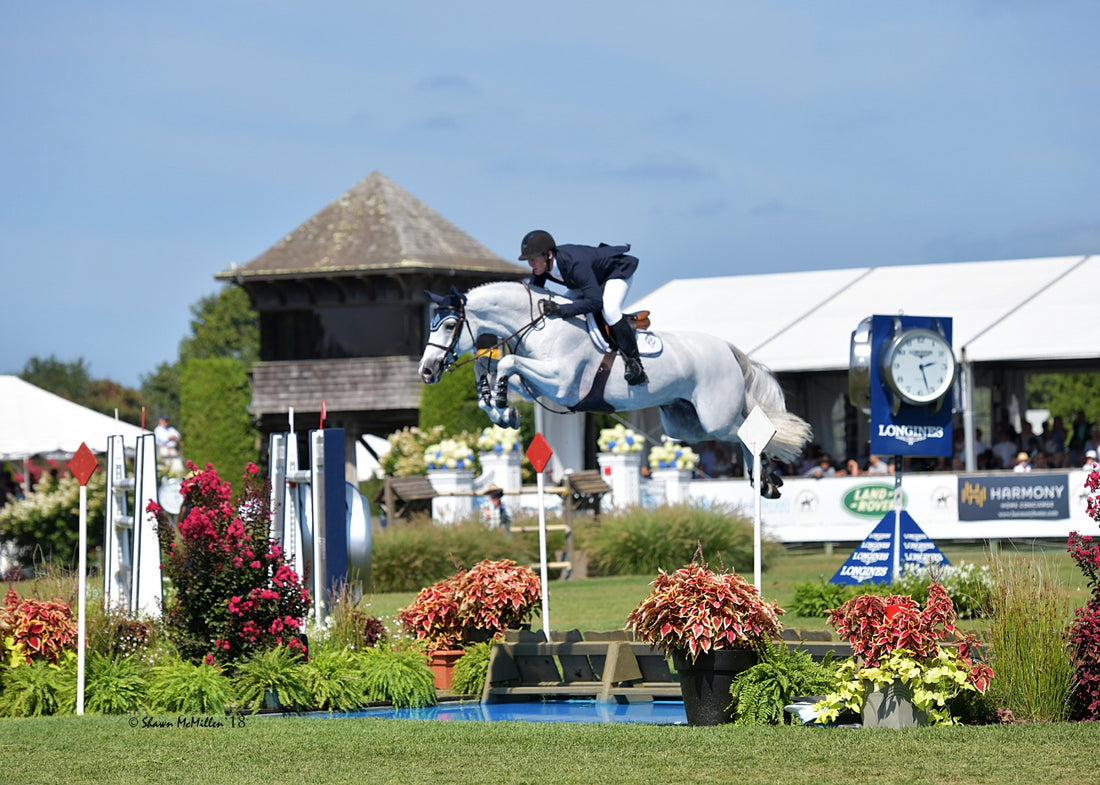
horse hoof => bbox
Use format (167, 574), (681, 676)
(762, 482), (782, 500)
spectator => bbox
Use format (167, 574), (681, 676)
(1083, 449), (1098, 473)
(843, 458), (862, 476)
(154, 415), (184, 474)
(992, 428), (1019, 469)
(865, 454), (889, 475)
(480, 485), (511, 532)
(1013, 451), (1032, 473)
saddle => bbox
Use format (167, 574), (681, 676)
(585, 311), (663, 357)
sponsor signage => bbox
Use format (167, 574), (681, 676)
(840, 482), (907, 518)
(831, 511), (950, 585)
(958, 474), (1070, 521)
(869, 314), (953, 457)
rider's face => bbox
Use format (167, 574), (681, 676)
(527, 252), (550, 277)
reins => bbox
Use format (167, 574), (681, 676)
(444, 282), (548, 373)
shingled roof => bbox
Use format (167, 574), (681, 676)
(217, 171), (524, 281)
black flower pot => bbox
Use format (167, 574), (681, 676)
(672, 648), (757, 726)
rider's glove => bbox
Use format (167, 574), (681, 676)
(542, 300), (562, 318)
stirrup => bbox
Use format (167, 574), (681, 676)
(624, 358), (648, 386)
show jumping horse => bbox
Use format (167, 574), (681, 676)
(417, 281), (812, 498)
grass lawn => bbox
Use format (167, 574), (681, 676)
(3, 714), (1099, 785)
(363, 538), (1084, 634)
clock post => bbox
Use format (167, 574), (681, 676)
(862, 314), (955, 582)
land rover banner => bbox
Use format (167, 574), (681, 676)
(830, 510), (950, 585)
(958, 473), (1071, 521)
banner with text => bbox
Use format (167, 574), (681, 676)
(957, 473), (1071, 521)
(830, 510), (951, 585)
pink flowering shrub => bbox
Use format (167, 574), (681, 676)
(150, 462), (311, 664)
(1067, 467), (1100, 719)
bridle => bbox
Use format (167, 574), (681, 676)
(426, 283), (550, 375)
(425, 299), (468, 375)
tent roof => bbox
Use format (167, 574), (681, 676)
(0, 376), (147, 460)
(628, 254), (1098, 373)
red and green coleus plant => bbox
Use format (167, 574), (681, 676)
(814, 582), (994, 725)
(1, 589), (76, 667)
(397, 559), (542, 651)
(625, 558), (784, 661)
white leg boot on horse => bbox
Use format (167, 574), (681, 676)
(610, 317), (648, 386)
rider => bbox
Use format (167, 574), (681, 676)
(518, 229), (648, 386)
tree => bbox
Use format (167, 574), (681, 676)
(179, 285), (259, 365)
(19, 356), (93, 404)
(1027, 373), (1100, 434)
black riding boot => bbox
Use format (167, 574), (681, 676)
(610, 317), (648, 385)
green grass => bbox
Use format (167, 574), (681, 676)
(2, 715), (1100, 785)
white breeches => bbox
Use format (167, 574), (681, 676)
(602, 276), (632, 324)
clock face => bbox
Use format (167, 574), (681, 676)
(882, 328), (956, 405)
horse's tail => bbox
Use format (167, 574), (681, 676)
(730, 344), (813, 464)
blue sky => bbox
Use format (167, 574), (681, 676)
(3, 1), (1098, 388)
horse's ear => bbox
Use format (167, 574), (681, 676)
(449, 285), (466, 302)
(425, 289), (447, 305)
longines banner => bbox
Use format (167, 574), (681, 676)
(958, 474), (1071, 521)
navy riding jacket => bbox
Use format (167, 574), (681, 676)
(532, 243), (639, 318)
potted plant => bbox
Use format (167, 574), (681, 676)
(597, 425), (645, 509)
(397, 559), (542, 690)
(233, 645), (312, 713)
(476, 425), (523, 491)
(647, 439), (699, 503)
(626, 556), (785, 725)
(423, 438), (477, 523)
(813, 582), (993, 727)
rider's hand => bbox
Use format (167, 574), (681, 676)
(541, 300), (562, 318)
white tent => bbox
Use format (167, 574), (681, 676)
(0, 375), (147, 461)
(628, 254), (1099, 372)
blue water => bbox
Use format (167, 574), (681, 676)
(333, 699), (688, 725)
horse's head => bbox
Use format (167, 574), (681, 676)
(418, 286), (467, 384)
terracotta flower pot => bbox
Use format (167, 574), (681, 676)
(672, 648), (757, 726)
(428, 649), (465, 691)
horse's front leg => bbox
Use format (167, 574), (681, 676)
(475, 365), (518, 428)
(490, 355), (575, 427)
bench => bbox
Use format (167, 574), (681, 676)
(376, 475), (439, 522)
(482, 631), (680, 704)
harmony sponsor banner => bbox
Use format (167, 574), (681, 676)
(958, 473), (1070, 521)
(830, 511), (950, 585)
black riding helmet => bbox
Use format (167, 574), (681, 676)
(518, 229), (555, 260)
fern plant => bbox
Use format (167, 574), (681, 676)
(233, 645), (312, 713)
(358, 645), (437, 709)
(727, 638), (836, 726)
(147, 659), (237, 714)
(301, 648), (367, 712)
(450, 641), (492, 697)
(83, 652), (149, 714)
(0, 658), (74, 717)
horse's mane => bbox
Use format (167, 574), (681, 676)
(465, 279), (571, 303)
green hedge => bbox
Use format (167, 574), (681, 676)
(581, 503), (778, 577)
(180, 358), (259, 475)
